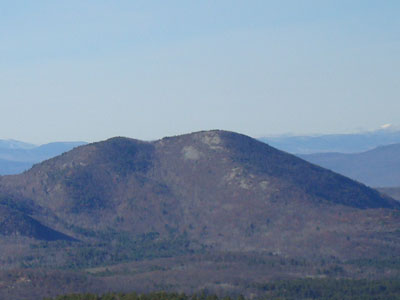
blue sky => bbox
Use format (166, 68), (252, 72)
(1, 1), (399, 143)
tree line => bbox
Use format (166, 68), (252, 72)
(44, 278), (400, 300)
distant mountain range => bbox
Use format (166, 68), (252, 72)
(299, 143), (400, 187)
(0, 130), (399, 299)
(260, 128), (400, 154)
(3, 129), (400, 189)
(378, 187), (400, 201)
(0, 140), (87, 175)
(0, 139), (36, 150)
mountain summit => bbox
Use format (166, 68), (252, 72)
(0, 130), (399, 266)
(0, 130), (400, 298)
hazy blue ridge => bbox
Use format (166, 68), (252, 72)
(0, 139), (36, 150)
(299, 143), (400, 187)
(260, 130), (400, 154)
(0, 140), (87, 175)
(0, 159), (33, 175)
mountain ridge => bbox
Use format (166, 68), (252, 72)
(260, 129), (400, 154)
(0, 130), (398, 242)
(0, 140), (87, 175)
(299, 143), (400, 187)
(0, 130), (399, 299)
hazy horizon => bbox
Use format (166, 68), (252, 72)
(1, 1), (399, 144)
(1, 124), (400, 146)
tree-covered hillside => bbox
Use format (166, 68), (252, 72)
(44, 279), (400, 300)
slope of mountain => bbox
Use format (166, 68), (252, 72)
(299, 143), (400, 187)
(0, 205), (75, 241)
(260, 129), (400, 154)
(378, 187), (400, 201)
(0, 130), (399, 299)
(0, 141), (87, 175)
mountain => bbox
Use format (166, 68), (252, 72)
(0, 158), (33, 175)
(260, 129), (400, 154)
(0, 130), (399, 299)
(378, 187), (400, 201)
(0, 139), (36, 150)
(299, 143), (400, 187)
(0, 141), (87, 175)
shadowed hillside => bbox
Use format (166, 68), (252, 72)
(0, 205), (75, 241)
